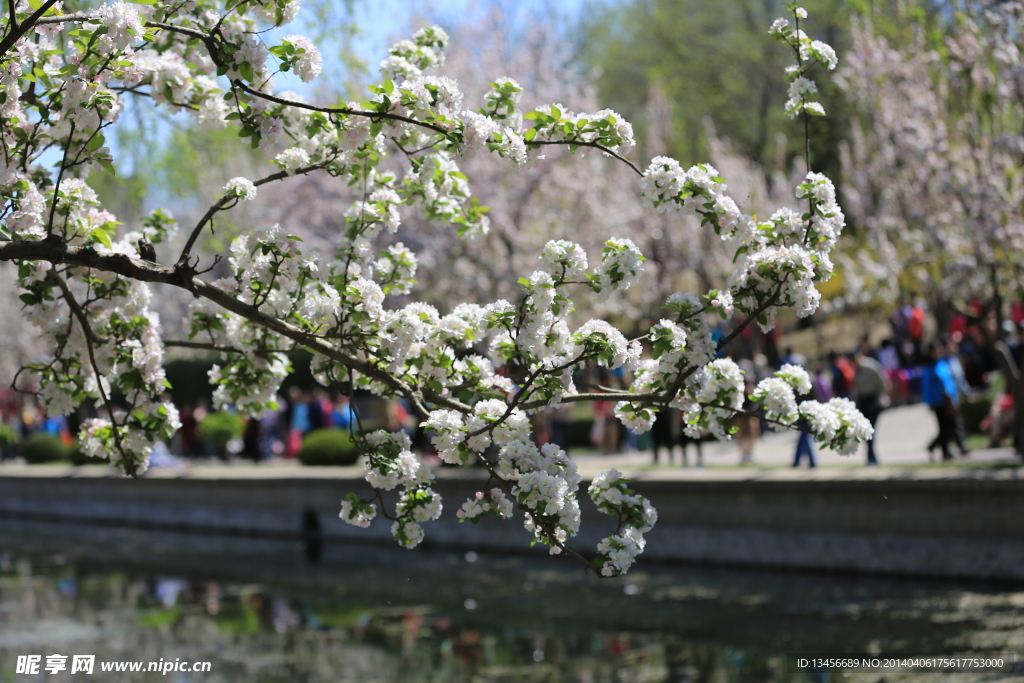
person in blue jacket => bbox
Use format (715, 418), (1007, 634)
(922, 339), (959, 460)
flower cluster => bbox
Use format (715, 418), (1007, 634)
(458, 488), (515, 522)
(423, 409), (468, 464)
(380, 25), (449, 81)
(340, 493), (376, 528)
(625, 294), (719, 413)
(640, 152), (842, 330)
(524, 104), (635, 155)
(769, 6), (838, 118)
(510, 441), (584, 554)
(225, 177), (258, 201)
(588, 469), (657, 576)
(276, 34), (322, 83)
(590, 238), (645, 301)
(803, 398), (874, 456)
(362, 430), (432, 490)
(751, 377), (800, 429)
(340, 429), (442, 549)
(17, 252), (178, 475)
(683, 358), (747, 440)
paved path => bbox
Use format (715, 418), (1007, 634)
(571, 402), (1021, 479)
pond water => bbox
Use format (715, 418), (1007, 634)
(1, 520), (1023, 682)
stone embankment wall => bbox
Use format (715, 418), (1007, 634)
(1, 472), (1022, 580)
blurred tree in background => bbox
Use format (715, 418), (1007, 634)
(575, 0), (948, 203)
(576, 0), (847, 178)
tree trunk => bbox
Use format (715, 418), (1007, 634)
(991, 261), (1005, 340)
(993, 341), (1024, 456)
(931, 294), (955, 340)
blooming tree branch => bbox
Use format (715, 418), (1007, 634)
(0, 0), (870, 574)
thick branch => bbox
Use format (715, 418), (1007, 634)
(6, 0), (17, 32)
(0, 240), (471, 414)
(33, 13), (210, 42)
(518, 391), (661, 412)
(0, 0), (60, 59)
(164, 340), (244, 354)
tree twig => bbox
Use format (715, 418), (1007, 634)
(176, 160), (331, 267)
(48, 267), (135, 477)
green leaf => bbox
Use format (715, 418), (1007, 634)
(90, 227), (112, 250)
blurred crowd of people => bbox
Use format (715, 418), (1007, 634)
(173, 388), (371, 461)
(0, 393), (75, 451)
(2, 297), (1022, 467)
(532, 296), (1024, 469)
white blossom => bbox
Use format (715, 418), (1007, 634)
(225, 177), (257, 200)
(275, 147), (310, 175)
(284, 34), (322, 82)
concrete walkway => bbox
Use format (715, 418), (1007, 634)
(572, 402), (1022, 480)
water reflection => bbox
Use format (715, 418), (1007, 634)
(1, 520), (1023, 682)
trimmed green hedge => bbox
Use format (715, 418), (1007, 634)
(22, 433), (69, 463)
(0, 425), (15, 449)
(0, 425), (15, 457)
(298, 429), (359, 466)
(198, 411), (245, 455)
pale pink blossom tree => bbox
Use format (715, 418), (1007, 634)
(838, 3), (1024, 451)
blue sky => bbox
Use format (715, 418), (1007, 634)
(349, 0), (594, 68)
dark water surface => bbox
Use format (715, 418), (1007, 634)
(1, 520), (1022, 682)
